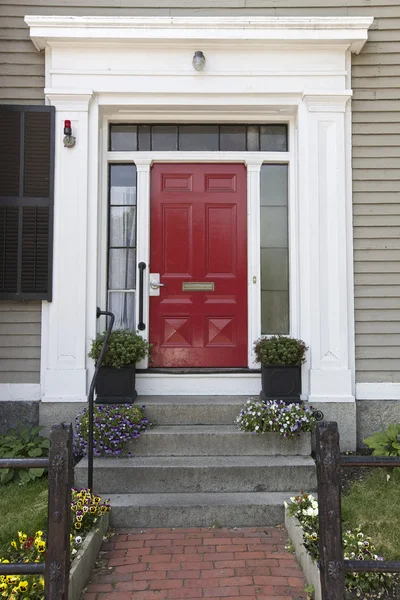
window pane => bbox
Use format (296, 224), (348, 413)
(261, 248), (288, 291)
(220, 125), (246, 151)
(138, 125), (151, 151)
(152, 125), (178, 151)
(110, 125), (137, 151)
(261, 291), (289, 335)
(109, 291), (135, 331)
(260, 124), (288, 152)
(247, 126), (260, 151)
(260, 163), (289, 334)
(108, 249), (136, 290)
(179, 125), (219, 151)
(261, 164), (288, 206)
(110, 165), (137, 205)
(261, 207), (288, 248)
(110, 207), (136, 248)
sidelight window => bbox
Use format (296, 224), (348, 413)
(260, 164), (289, 335)
(107, 164), (137, 330)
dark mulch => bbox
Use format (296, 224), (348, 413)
(341, 449), (400, 600)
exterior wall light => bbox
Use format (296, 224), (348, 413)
(63, 119), (76, 148)
(192, 51), (206, 71)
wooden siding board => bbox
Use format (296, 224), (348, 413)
(0, 300), (41, 384)
(0, 1), (399, 385)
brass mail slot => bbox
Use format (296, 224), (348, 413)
(182, 282), (215, 292)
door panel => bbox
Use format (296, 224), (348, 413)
(150, 163), (247, 367)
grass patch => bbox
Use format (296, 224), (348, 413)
(342, 468), (400, 561)
(0, 477), (48, 554)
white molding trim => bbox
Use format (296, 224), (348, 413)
(0, 384), (41, 402)
(26, 16), (373, 54)
(136, 373), (261, 396)
(356, 383), (400, 401)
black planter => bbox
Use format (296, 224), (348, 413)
(95, 364), (137, 404)
(260, 364), (301, 404)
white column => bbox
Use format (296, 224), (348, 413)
(301, 92), (354, 403)
(41, 91), (93, 402)
(135, 160), (152, 369)
(246, 159), (263, 369)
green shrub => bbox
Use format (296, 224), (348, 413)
(363, 423), (400, 457)
(88, 329), (151, 369)
(253, 335), (308, 365)
(0, 427), (50, 485)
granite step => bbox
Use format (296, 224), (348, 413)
(75, 454), (316, 494)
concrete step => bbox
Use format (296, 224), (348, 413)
(142, 395), (250, 426)
(106, 492), (294, 528)
(125, 426), (311, 456)
(75, 455), (316, 494)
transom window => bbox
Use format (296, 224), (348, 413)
(109, 124), (288, 152)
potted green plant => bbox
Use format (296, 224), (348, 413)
(88, 329), (151, 404)
(254, 335), (308, 404)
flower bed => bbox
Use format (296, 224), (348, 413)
(0, 489), (110, 599)
(74, 404), (151, 458)
(236, 399), (316, 438)
(285, 492), (395, 599)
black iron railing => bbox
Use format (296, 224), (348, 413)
(87, 307), (115, 491)
(0, 423), (73, 599)
(316, 421), (400, 599)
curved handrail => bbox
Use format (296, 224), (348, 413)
(88, 307), (115, 491)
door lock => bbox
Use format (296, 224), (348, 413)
(149, 273), (165, 296)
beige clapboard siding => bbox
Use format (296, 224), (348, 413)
(0, 303), (41, 384)
(0, 1), (399, 385)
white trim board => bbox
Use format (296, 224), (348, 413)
(26, 16), (373, 54)
(356, 383), (400, 401)
(136, 373), (261, 396)
(0, 384), (41, 402)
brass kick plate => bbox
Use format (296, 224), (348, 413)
(182, 282), (215, 292)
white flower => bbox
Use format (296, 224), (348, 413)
(255, 425), (260, 431)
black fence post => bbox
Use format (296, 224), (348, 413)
(316, 421), (345, 600)
(45, 423), (73, 600)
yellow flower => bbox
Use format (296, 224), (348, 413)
(1, 560), (9, 564)
(37, 541), (46, 553)
(89, 506), (97, 514)
(40, 577), (45, 588)
(10, 541), (17, 550)
(35, 531), (43, 538)
(0, 584), (6, 591)
(6, 576), (17, 584)
(76, 515), (83, 522)
(18, 581), (29, 592)
(75, 522), (82, 530)
(93, 496), (101, 504)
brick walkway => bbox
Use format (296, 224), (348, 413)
(82, 526), (307, 600)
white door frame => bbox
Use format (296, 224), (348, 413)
(24, 15), (373, 400)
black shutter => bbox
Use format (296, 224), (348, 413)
(0, 105), (54, 301)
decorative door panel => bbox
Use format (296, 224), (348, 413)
(150, 163), (247, 367)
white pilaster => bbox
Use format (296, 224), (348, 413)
(42, 90), (93, 402)
(135, 160), (152, 369)
(302, 91), (355, 403)
(245, 159), (263, 369)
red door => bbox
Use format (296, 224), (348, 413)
(149, 163), (247, 368)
